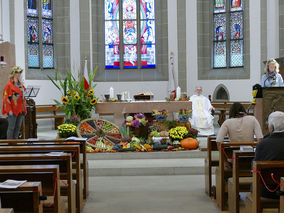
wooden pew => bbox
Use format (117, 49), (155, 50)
(216, 141), (258, 211)
(0, 182), (42, 213)
(0, 145), (81, 213)
(204, 136), (229, 197)
(245, 161), (284, 213)
(211, 101), (254, 126)
(0, 153), (75, 213)
(0, 139), (89, 199)
(0, 209), (14, 213)
(36, 105), (64, 129)
(228, 150), (255, 213)
(280, 177), (284, 212)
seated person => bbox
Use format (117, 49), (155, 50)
(190, 86), (214, 136)
(217, 102), (263, 142)
(254, 111), (284, 199)
(0, 117), (8, 139)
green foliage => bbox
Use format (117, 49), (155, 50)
(48, 68), (98, 123)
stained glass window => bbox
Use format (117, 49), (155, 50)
(26, 0), (54, 69)
(105, 0), (120, 69)
(104, 0), (156, 69)
(213, 0), (244, 68)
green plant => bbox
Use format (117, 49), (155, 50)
(178, 109), (192, 115)
(48, 68), (98, 122)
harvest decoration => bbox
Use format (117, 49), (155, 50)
(48, 67), (98, 123)
(169, 126), (188, 140)
(152, 109), (168, 122)
(178, 109), (192, 123)
(122, 113), (149, 128)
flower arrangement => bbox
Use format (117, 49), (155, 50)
(122, 113), (149, 128)
(178, 109), (192, 123)
(58, 123), (77, 138)
(48, 68), (98, 123)
(152, 109), (168, 122)
(169, 126), (188, 140)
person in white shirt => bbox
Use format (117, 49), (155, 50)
(190, 86), (215, 136)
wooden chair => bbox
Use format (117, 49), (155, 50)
(0, 182), (42, 213)
(0, 139), (89, 199)
(228, 150), (255, 213)
(216, 141), (257, 211)
(245, 161), (284, 213)
(0, 145), (81, 213)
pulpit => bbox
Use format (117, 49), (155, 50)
(20, 99), (37, 139)
(254, 87), (284, 135)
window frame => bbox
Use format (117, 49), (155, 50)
(26, 0), (55, 70)
(212, 0), (244, 69)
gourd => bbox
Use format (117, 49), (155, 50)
(180, 138), (198, 150)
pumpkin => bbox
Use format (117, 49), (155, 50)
(180, 138), (198, 150)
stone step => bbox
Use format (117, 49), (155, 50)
(87, 150), (207, 160)
(88, 158), (205, 176)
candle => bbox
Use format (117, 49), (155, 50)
(110, 87), (114, 99)
(176, 86), (181, 99)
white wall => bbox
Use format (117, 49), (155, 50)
(186, 0), (262, 101)
(267, 0), (279, 59)
(1, 0), (10, 42)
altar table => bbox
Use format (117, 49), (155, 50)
(96, 101), (192, 126)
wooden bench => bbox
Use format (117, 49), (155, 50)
(211, 101), (254, 126)
(216, 142), (258, 211)
(0, 153), (75, 213)
(245, 161), (284, 213)
(0, 209), (14, 213)
(0, 182), (42, 213)
(280, 177), (284, 212)
(228, 150), (255, 213)
(204, 136), (229, 198)
(243, 161), (284, 213)
(0, 145), (81, 213)
(36, 105), (64, 129)
(0, 139), (89, 200)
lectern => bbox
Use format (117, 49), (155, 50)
(254, 87), (284, 135)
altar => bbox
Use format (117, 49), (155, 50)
(96, 101), (192, 126)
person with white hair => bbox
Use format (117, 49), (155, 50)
(254, 111), (284, 199)
(261, 58), (283, 87)
(190, 86), (215, 136)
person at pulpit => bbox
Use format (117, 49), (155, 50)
(261, 58), (283, 87)
(190, 86), (215, 136)
(2, 66), (26, 139)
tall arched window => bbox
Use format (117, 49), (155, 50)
(213, 0), (244, 68)
(104, 0), (156, 69)
(27, 0), (54, 69)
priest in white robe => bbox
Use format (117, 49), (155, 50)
(190, 86), (215, 136)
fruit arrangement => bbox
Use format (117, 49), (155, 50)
(77, 118), (122, 152)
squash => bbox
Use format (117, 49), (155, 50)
(180, 138), (198, 150)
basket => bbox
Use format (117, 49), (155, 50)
(178, 115), (189, 123)
(155, 115), (167, 122)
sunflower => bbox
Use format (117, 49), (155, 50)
(74, 94), (80, 101)
(67, 90), (72, 95)
(90, 98), (98, 105)
(61, 96), (70, 104)
(88, 89), (94, 96)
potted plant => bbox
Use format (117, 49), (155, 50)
(57, 123), (77, 138)
(48, 67), (98, 124)
(178, 109), (192, 123)
(152, 109), (168, 122)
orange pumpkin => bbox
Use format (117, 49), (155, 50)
(180, 138), (198, 150)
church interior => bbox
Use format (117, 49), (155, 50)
(0, 0), (284, 212)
